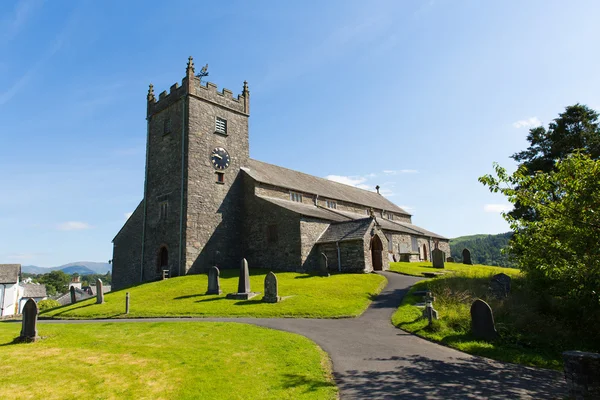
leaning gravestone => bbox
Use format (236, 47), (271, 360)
(18, 299), (39, 342)
(262, 272), (282, 303)
(432, 248), (445, 269)
(489, 273), (511, 299)
(70, 286), (76, 304)
(446, 257), (455, 263)
(462, 248), (473, 265)
(206, 266), (222, 295)
(319, 252), (330, 277)
(563, 351), (600, 399)
(226, 258), (259, 300)
(470, 299), (498, 340)
(96, 279), (104, 304)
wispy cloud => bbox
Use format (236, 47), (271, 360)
(399, 205), (415, 212)
(383, 169), (418, 175)
(124, 212), (133, 220)
(57, 221), (92, 231)
(484, 204), (512, 213)
(512, 117), (541, 129)
(325, 174), (368, 187)
(0, 0), (44, 43)
(6, 252), (45, 261)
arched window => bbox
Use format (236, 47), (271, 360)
(157, 246), (168, 273)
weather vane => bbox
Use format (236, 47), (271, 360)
(196, 63), (209, 83)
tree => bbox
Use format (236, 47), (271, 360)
(509, 104), (600, 220)
(38, 270), (71, 296)
(479, 153), (600, 314)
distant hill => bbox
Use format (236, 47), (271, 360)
(22, 261), (111, 275)
(450, 232), (515, 268)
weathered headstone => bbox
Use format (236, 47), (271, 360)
(563, 351), (600, 400)
(125, 292), (130, 314)
(446, 257), (455, 263)
(96, 279), (104, 304)
(70, 286), (76, 304)
(470, 299), (498, 340)
(206, 266), (222, 295)
(422, 291), (438, 323)
(319, 252), (330, 277)
(18, 299), (39, 342)
(432, 248), (445, 269)
(226, 258), (259, 300)
(262, 272), (282, 303)
(489, 273), (511, 299)
(462, 248), (473, 265)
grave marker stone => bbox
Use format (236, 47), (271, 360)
(18, 299), (39, 342)
(226, 258), (259, 300)
(490, 273), (511, 299)
(262, 272), (282, 303)
(462, 248), (473, 265)
(432, 248), (445, 269)
(319, 252), (330, 277)
(96, 279), (104, 304)
(125, 292), (130, 314)
(206, 266), (222, 295)
(470, 299), (498, 340)
(446, 257), (455, 263)
(70, 286), (76, 304)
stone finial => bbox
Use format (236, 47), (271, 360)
(186, 56), (195, 76)
(147, 84), (156, 102)
(243, 80), (249, 94)
(375, 185), (380, 194)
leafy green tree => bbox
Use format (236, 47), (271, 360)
(480, 153), (600, 314)
(38, 270), (71, 296)
(509, 104), (600, 221)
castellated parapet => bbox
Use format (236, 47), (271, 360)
(147, 57), (249, 118)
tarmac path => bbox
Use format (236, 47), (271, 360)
(37, 271), (566, 399)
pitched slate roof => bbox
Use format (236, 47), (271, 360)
(22, 283), (47, 298)
(258, 196), (447, 239)
(317, 219), (372, 243)
(0, 264), (21, 284)
(243, 159), (411, 216)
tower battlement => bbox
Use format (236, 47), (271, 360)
(147, 57), (250, 117)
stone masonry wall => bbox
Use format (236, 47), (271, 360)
(318, 241), (366, 273)
(300, 218), (330, 271)
(112, 202), (143, 289)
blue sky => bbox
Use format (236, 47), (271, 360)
(1, 0), (599, 267)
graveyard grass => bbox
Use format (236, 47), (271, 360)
(389, 261), (520, 277)
(0, 322), (337, 400)
(41, 269), (386, 319)
(391, 266), (598, 370)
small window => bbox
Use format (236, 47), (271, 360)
(215, 117), (227, 134)
(290, 192), (302, 202)
(366, 209), (370, 215)
(159, 201), (168, 220)
(164, 117), (171, 135)
(388, 213), (394, 221)
(411, 236), (418, 252)
(215, 172), (224, 184)
(326, 200), (337, 209)
(267, 224), (278, 243)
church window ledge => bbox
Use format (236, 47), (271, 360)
(290, 192), (302, 202)
(215, 117), (227, 135)
(215, 172), (225, 184)
(326, 200), (337, 209)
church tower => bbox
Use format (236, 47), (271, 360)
(140, 57), (250, 280)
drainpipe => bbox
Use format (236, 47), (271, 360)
(0, 284), (5, 317)
(429, 236), (433, 262)
(178, 96), (186, 277)
(336, 242), (341, 272)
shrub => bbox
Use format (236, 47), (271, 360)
(38, 299), (61, 311)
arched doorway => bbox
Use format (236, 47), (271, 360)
(422, 244), (428, 261)
(157, 246), (168, 273)
(371, 235), (383, 271)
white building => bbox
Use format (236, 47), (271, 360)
(18, 283), (47, 313)
(0, 264), (23, 317)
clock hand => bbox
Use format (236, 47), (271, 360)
(214, 154), (223, 160)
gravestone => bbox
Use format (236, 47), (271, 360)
(446, 257), (455, 263)
(489, 273), (511, 299)
(422, 303), (439, 322)
(470, 299), (498, 340)
(70, 286), (76, 304)
(125, 292), (130, 314)
(563, 351), (600, 399)
(319, 252), (330, 277)
(262, 272), (281, 303)
(226, 258), (259, 300)
(462, 248), (473, 265)
(96, 279), (104, 304)
(206, 266), (222, 295)
(18, 299), (39, 342)
(432, 248), (445, 269)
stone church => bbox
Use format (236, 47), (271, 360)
(112, 57), (449, 290)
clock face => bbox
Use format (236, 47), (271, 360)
(210, 147), (230, 170)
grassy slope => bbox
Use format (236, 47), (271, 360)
(42, 269), (386, 319)
(391, 265), (598, 370)
(389, 261), (520, 277)
(0, 322), (337, 400)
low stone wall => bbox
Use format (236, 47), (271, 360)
(563, 351), (600, 399)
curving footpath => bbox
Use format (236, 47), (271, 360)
(39, 272), (566, 399)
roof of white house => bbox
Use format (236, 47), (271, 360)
(0, 264), (21, 284)
(22, 283), (47, 298)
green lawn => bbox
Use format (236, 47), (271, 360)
(42, 269), (386, 319)
(391, 266), (598, 370)
(0, 322), (337, 400)
(389, 261), (521, 277)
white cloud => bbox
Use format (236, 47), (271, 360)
(7, 252), (40, 260)
(57, 221), (92, 231)
(383, 169), (418, 175)
(484, 204), (512, 213)
(124, 212), (133, 220)
(512, 117), (542, 129)
(399, 205), (415, 212)
(325, 175), (368, 187)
